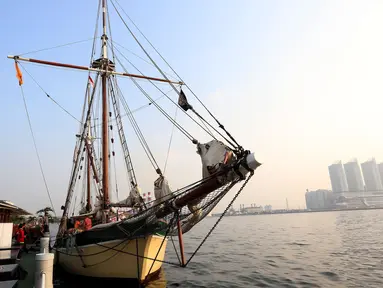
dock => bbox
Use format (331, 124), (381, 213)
(0, 247), (27, 287)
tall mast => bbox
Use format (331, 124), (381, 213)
(101, 0), (110, 212)
(86, 83), (92, 212)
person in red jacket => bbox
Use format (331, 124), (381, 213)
(16, 224), (26, 245)
(15, 223), (29, 256)
(84, 217), (92, 231)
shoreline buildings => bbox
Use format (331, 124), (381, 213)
(306, 158), (383, 210)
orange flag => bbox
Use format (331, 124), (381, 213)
(15, 62), (23, 86)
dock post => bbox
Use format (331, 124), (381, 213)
(35, 253), (54, 288)
(40, 237), (50, 253)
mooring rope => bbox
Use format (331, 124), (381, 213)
(184, 173), (254, 267)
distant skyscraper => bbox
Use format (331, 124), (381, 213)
(328, 161), (348, 193)
(344, 159), (364, 192)
(361, 159), (383, 192)
(305, 189), (334, 210)
(378, 163), (383, 187)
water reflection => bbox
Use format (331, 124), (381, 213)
(54, 266), (167, 287)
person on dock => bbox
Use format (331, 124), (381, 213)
(43, 211), (50, 234)
(84, 217), (92, 231)
(74, 219), (81, 229)
(16, 223), (29, 254)
(16, 224), (25, 245)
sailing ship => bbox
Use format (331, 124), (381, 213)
(8, 0), (261, 282)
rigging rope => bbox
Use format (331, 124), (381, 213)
(90, 0), (102, 62)
(91, 89), (172, 129)
(18, 37), (99, 56)
(109, 77), (161, 172)
(61, 74), (100, 222)
(163, 106), (178, 175)
(105, 0), (117, 66)
(184, 173), (254, 266)
(19, 84), (56, 216)
(111, 40), (179, 81)
(19, 63), (81, 123)
(112, 0), (241, 149)
(109, 33), (239, 149)
(112, 48), (196, 143)
(109, 5), (210, 142)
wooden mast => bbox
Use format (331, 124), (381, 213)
(101, 0), (110, 217)
(86, 82), (92, 213)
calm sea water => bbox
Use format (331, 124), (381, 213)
(52, 210), (383, 287)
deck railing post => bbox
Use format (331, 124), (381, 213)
(40, 237), (50, 254)
(35, 252), (54, 288)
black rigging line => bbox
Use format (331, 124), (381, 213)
(111, 40), (179, 81)
(113, 0), (241, 148)
(112, 52), (196, 143)
(185, 173), (253, 267)
(109, 77), (160, 171)
(91, 91), (170, 128)
(110, 3), (204, 140)
(108, 9), (237, 148)
(18, 63), (81, 123)
(19, 84), (56, 216)
(62, 74), (100, 219)
(111, 45), (197, 142)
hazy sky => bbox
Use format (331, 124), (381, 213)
(1, 0), (383, 214)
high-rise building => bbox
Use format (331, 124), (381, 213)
(344, 159), (364, 193)
(361, 159), (383, 192)
(328, 161), (348, 193)
(305, 189), (334, 210)
(378, 163), (383, 187)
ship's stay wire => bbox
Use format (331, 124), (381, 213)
(184, 173), (253, 267)
(163, 106), (178, 175)
(110, 2), (203, 141)
(90, 0), (102, 61)
(89, 90), (171, 129)
(18, 37), (99, 57)
(113, 53), (195, 143)
(113, 0), (241, 149)
(18, 84), (56, 216)
(18, 63), (81, 123)
(111, 40), (179, 81)
(109, 2), (239, 149)
(110, 77), (161, 172)
(111, 42), (204, 141)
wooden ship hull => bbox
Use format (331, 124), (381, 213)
(55, 234), (167, 280)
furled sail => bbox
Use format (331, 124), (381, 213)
(154, 176), (174, 206)
(186, 140), (236, 213)
(116, 184), (144, 208)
